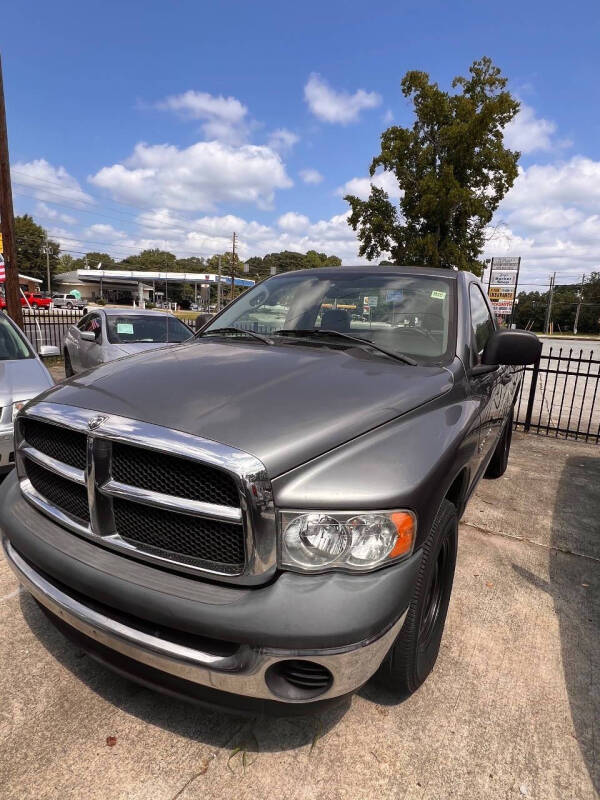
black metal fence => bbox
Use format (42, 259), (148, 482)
(514, 346), (600, 444)
(22, 309), (85, 354)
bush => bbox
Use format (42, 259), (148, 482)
(96, 297), (106, 305)
(145, 301), (156, 309)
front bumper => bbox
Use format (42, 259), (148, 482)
(0, 473), (421, 706)
(4, 538), (406, 704)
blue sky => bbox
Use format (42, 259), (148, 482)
(2, 0), (600, 284)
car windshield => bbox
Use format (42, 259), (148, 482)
(204, 270), (457, 364)
(106, 314), (192, 344)
(0, 313), (33, 360)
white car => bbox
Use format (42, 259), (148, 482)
(0, 312), (58, 475)
(52, 293), (87, 310)
(63, 308), (193, 375)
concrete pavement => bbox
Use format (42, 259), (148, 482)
(0, 433), (598, 800)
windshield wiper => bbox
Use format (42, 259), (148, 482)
(272, 329), (417, 365)
(196, 326), (273, 345)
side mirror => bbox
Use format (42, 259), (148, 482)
(80, 330), (96, 342)
(482, 329), (541, 366)
(39, 345), (60, 358)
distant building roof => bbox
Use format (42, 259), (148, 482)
(68, 268), (255, 288)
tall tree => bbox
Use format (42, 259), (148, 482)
(120, 248), (177, 271)
(346, 57), (520, 275)
(14, 214), (60, 284)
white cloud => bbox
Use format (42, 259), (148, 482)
(485, 155), (600, 280)
(11, 159), (93, 207)
(155, 90), (249, 145)
(304, 73), (381, 124)
(277, 212), (310, 232)
(34, 201), (77, 225)
(89, 140), (293, 212)
(267, 128), (299, 152)
(503, 103), (564, 154)
(383, 109), (394, 124)
(299, 168), (324, 185)
(336, 170), (402, 200)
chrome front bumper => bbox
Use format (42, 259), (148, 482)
(3, 538), (406, 703)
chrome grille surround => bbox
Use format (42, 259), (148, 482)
(15, 401), (276, 585)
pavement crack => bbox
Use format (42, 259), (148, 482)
(462, 521), (600, 563)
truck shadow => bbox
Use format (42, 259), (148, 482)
(511, 452), (600, 795)
(18, 592), (350, 752)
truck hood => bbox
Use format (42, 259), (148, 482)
(36, 340), (453, 476)
(0, 358), (54, 408)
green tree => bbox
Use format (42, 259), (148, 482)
(71, 251), (116, 270)
(121, 248), (177, 271)
(14, 215), (60, 286)
(346, 57), (520, 274)
(56, 253), (75, 273)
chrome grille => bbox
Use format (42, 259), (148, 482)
(113, 498), (245, 571)
(16, 403), (276, 582)
(24, 458), (90, 522)
(21, 418), (87, 469)
(111, 442), (240, 507)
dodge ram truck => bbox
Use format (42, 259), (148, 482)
(0, 266), (541, 713)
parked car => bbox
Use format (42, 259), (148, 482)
(0, 311), (58, 475)
(0, 292), (53, 311)
(52, 293), (87, 310)
(0, 267), (540, 713)
(63, 308), (193, 375)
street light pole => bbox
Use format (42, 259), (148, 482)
(230, 232), (236, 304)
(544, 272), (556, 335)
(45, 240), (51, 294)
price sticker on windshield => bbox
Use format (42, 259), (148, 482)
(430, 290), (446, 300)
(116, 323), (134, 334)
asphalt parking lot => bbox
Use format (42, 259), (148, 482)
(1, 432), (598, 800)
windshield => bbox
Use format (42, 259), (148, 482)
(0, 312), (33, 360)
(106, 314), (192, 344)
(205, 270), (457, 364)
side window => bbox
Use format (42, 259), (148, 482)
(469, 285), (495, 358)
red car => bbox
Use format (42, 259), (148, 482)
(0, 292), (53, 310)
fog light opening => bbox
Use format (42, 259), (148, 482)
(265, 660), (333, 701)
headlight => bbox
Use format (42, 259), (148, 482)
(280, 510), (416, 573)
(12, 400), (29, 421)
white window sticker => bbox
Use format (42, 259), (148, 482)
(431, 290), (446, 300)
(116, 323), (134, 334)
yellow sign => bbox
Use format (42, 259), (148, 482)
(0, 232), (3, 252)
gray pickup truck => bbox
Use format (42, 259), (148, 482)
(0, 266), (540, 714)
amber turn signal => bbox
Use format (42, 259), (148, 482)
(388, 512), (416, 559)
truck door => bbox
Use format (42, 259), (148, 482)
(468, 284), (503, 474)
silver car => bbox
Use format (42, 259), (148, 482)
(0, 311), (58, 475)
(63, 308), (193, 375)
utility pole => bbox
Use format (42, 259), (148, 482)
(573, 273), (585, 335)
(217, 255), (222, 311)
(0, 55), (23, 327)
(544, 272), (556, 335)
(45, 239), (51, 294)
(229, 232), (237, 304)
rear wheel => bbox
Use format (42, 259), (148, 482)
(375, 499), (458, 698)
(484, 407), (513, 479)
(66, 302), (73, 309)
(64, 350), (74, 377)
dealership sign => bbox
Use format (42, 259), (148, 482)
(487, 256), (521, 316)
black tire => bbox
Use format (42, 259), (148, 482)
(64, 350), (74, 377)
(484, 407), (513, 479)
(375, 499), (458, 698)
(66, 302), (73, 309)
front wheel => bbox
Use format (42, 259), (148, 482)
(375, 499), (458, 698)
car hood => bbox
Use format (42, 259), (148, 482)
(0, 358), (54, 408)
(112, 342), (175, 357)
(37, 340), (453, 476)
